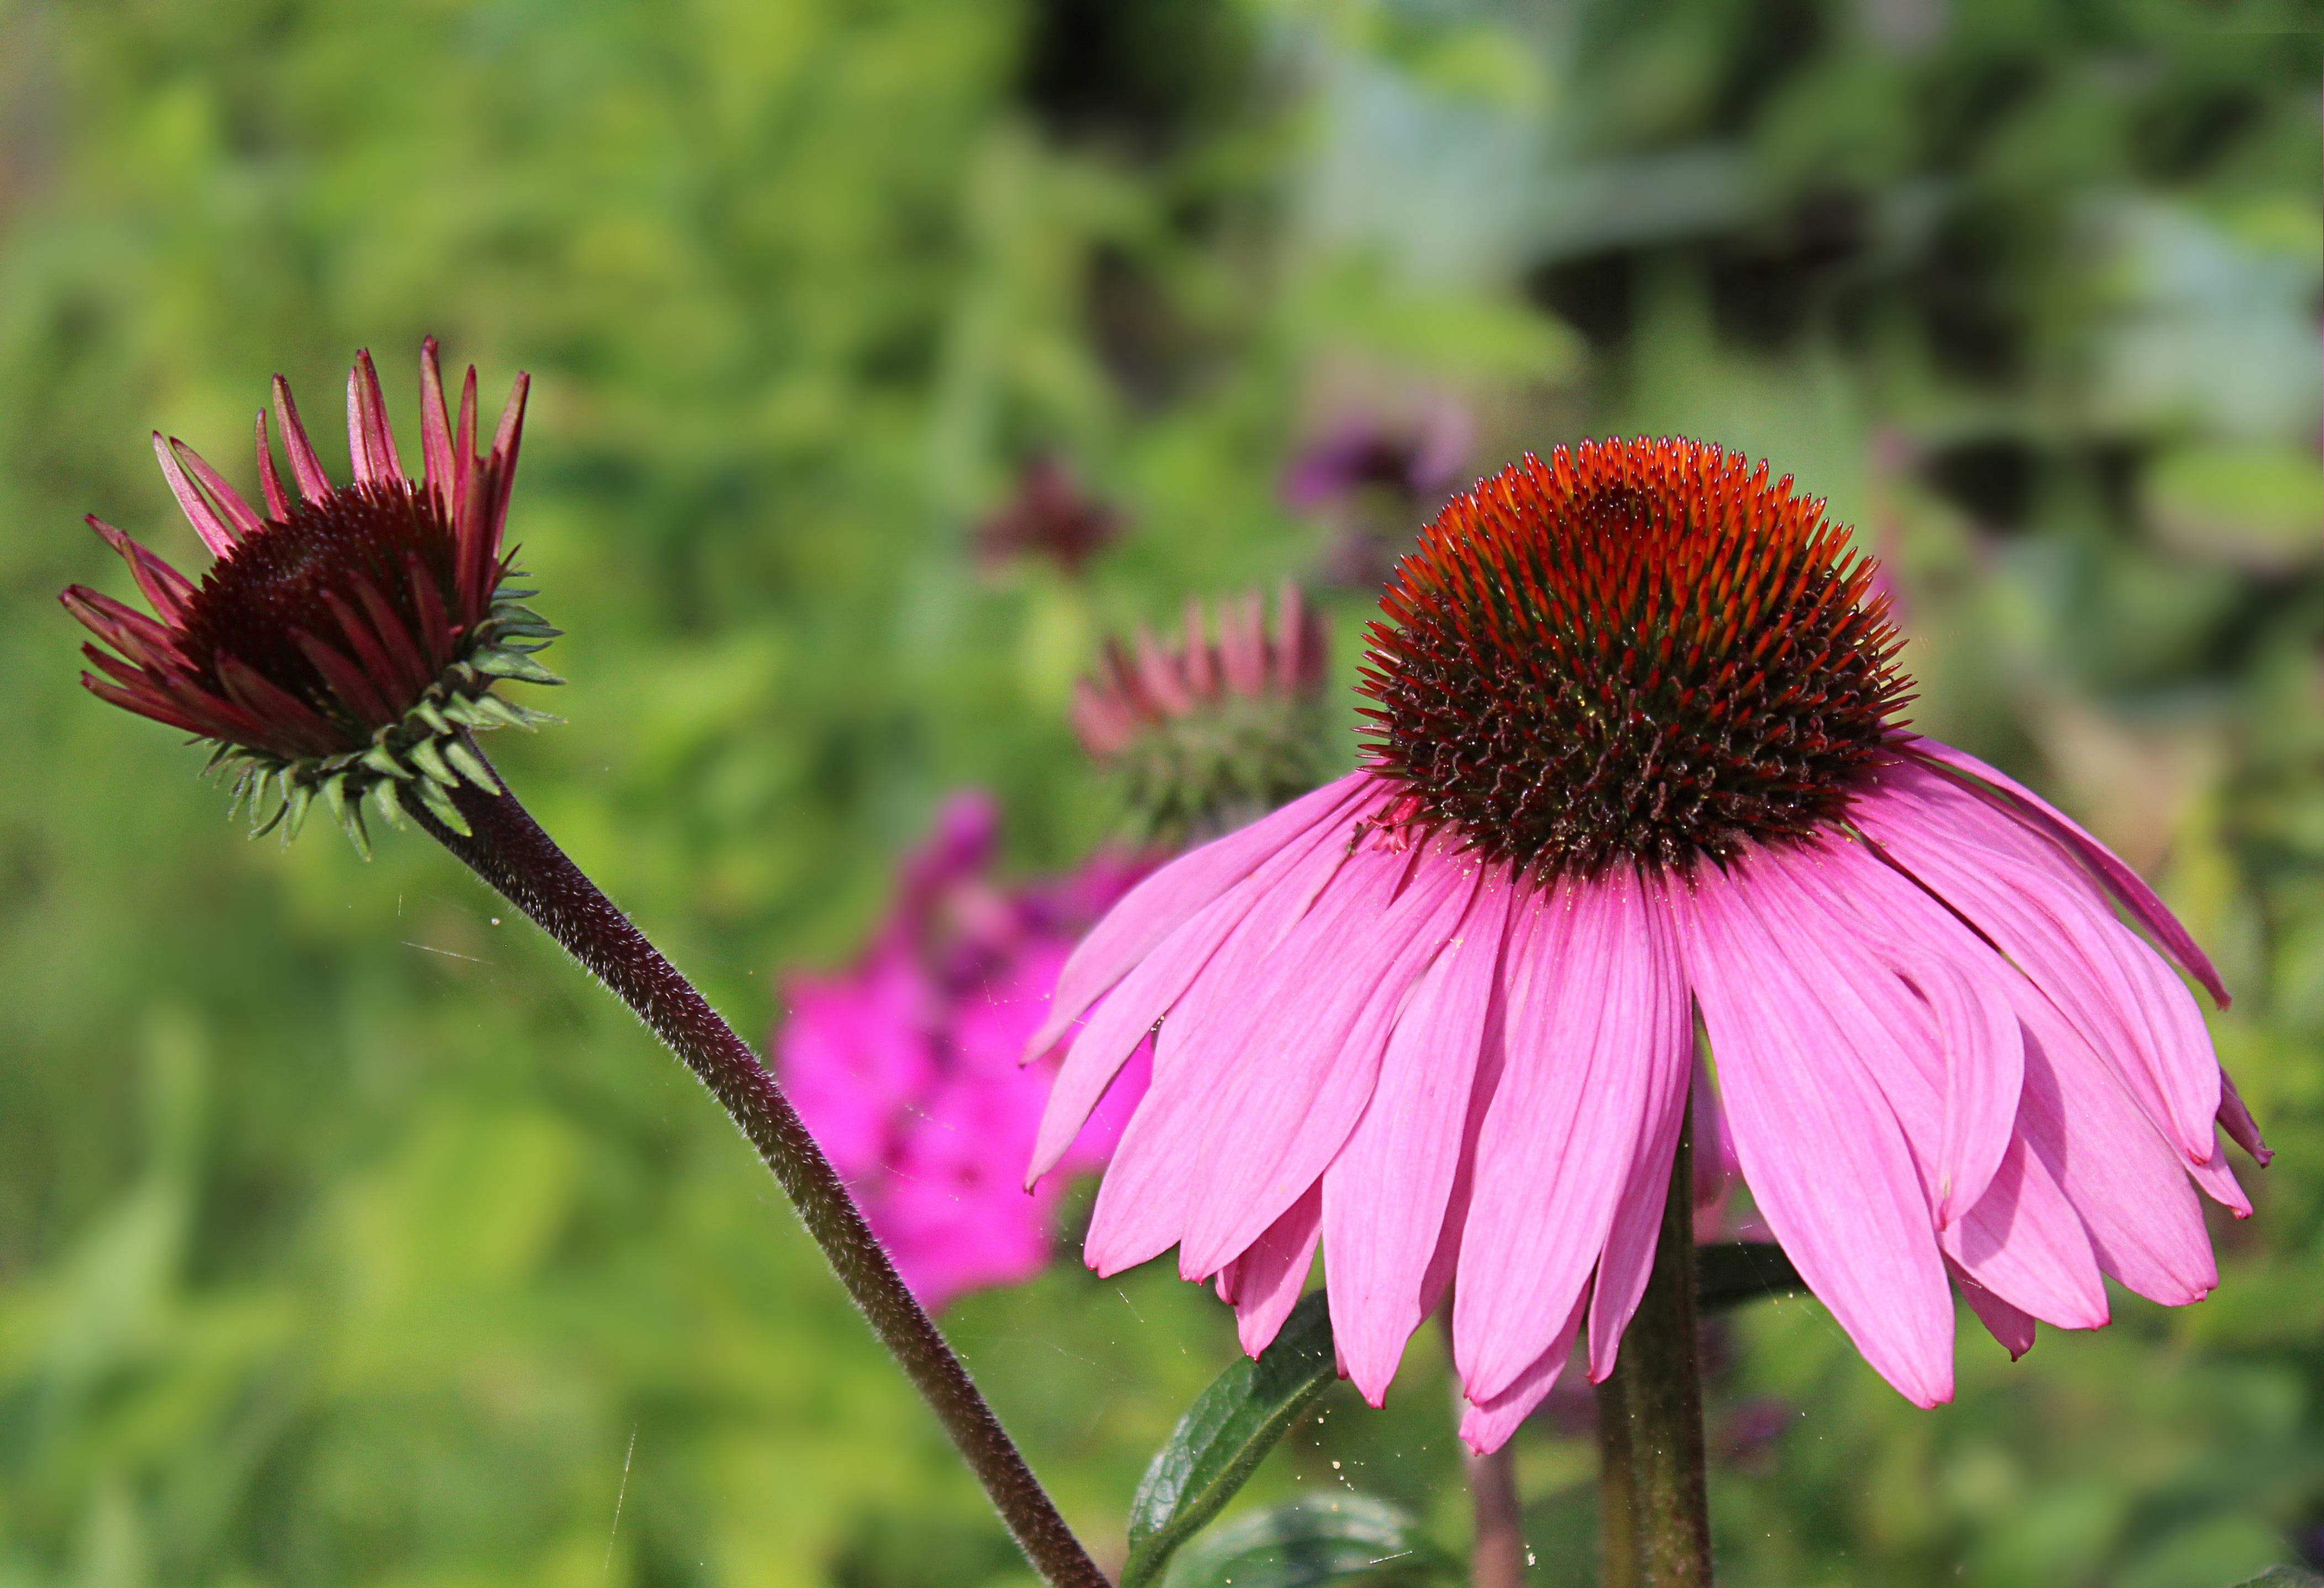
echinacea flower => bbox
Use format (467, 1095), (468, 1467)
(1072, 583), (1335, 842)
(778, 792), (1157, 1311)
(60, 341), (557, 853)
(1026, 438), (2269, 1452)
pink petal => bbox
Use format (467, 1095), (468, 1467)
(1028, 774), (1376, 1055)
(252, 411), (292, 518)
(1222, 1182), (1325, 1357)
(1903, 741), (2228, 1007)
(1458, 1287), (1588, 1455)
(1027, 811), (1355, 1183)
(271, 374), (335, 504)
(86, 516), (197, 627)
(167, 438), (266, 540)
(1176, 851), (1477, 1277)
(1857, 766), (2222, 1168)
(1679, 853), (1955, 1408)
(2009, 987), (2217, 1305)
(346, 348), (405, 486)
(1322, 875), (1517, 1405)
(1453, 868), (1690, 1403)
(1938, 1134), (2107, 1329)
(1948, 1259), (2037, 1360)
(418, 337), (458, 512)
(2219, 1070), (2273, 1165)
(151, 433), (239, 558)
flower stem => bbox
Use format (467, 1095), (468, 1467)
(1594, 1114), (1712, 1587)
(401, 751), (1109, 1588)
(1464, 1442), (1526, 1588)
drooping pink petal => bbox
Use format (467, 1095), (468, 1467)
(86, 516), (197, 627)
(1855, 769), (2222, 1169)
(1585, 880), (1695, 1380)
(1322, 876), (1516, 1404)
(1903, 741), (2228, 1007)
(1938, 1134), (2107, 1329)
(2008, 988), (2217, 1305)
(1221, 1182), (1324, 1357)
(1454, 867), (1691, 1403)
(2218, 1071), (2272, 1166)
(1947, 1258), (2037, 1360)
(1029, 813), (1356, 1184)
(1027, 773), (1376, 1055)
(151, 433), (240, 558)
(1679, 853), (1955, 1408)
(1458, 1286), (1589, 1455)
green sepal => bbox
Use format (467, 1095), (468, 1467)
(361, 744), (413, 780)
(322, 774), (372, 860)
(407, 734), (461, 787)
(443, 737), (500, 792)
(412, 775), (470, 836)
(246, 770), (284, 835)
(370, 774), (409, 831)
(1122, 1289), (1338, 1588)
(413, 698), (455, 736)
(471, 647), (564, 683)
(278, 781), (313, 844)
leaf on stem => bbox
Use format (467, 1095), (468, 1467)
(1159, 1494), (1461, 1587)
(1121, 1288), (1338, 1588)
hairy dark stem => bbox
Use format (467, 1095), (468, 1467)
(1595, 1114), (1712, 1587)
(402, 755), (1108, 1588)
(1466, 1441), (1526, 1588)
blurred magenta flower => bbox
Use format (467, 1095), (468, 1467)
(1029, 440), (2267, 1453)
(976, 454), (1121, 576)
(778, 793), (1156, 1311)
(59, 340), (557, 853)
(1282, 400), (1474, 512)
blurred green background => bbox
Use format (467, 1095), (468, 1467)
(1, 1), (2318, 1583)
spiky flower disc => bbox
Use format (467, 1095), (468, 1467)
(1358, 438), (1912, 877)
(60, 341), (560, 855)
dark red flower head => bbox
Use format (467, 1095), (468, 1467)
(60, 341), (558, 854)
(1358, 438), (1913, 879)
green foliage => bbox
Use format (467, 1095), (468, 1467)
(0, 0), (2317, 1584)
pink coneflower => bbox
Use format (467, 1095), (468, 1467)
(1026, 438), (2268, 1453)
(778, 793), (1157, 1311)
(59, 341), (555, 853)
(1072, 583), (1334, 842)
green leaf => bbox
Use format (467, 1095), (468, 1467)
(1162, 1494), (1462, 1588)
(1121, 1288), (1338, 1588)
(2226, 1570), (2324, 1587)
(1695, 1242), (1807, 1313)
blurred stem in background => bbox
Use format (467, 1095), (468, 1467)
(402, 739), (1108, 1588)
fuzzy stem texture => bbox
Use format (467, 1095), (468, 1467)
(1466, 1442), (1526, 1588)
(1595, 1116), (1712, 1587)
(404, 753), (1108, 1588)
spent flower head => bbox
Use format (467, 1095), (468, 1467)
(60, 342), (558, 855)
(1033, 438), (2268, 1451)
(1072, 582), (1336, 843)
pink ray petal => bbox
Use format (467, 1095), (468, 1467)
(1322, 876), (1516, 1405)
(1858, 778), (2222, 1169)
(1455, 867), (1690, 1403)
(1027, 807), (1357, 1182)
(346, 348), (404, 486)
(1585, 881), (1695, 1381)
(1679, 855), (1954, 1408)
(252, 410), (292, 519)
(1902, 742), (2228, 1007)
(1029, 773), (1377, 1055)
(1938, 1133), (2107, 1329)
(1947, 1258), (2037, 1360)
(1177, 851), (1477, 1277)
(82, 518), (196, 627)
(2007, 987), (2217, 1304)
(168, 438), (266, 540)
(1458, 1286), (1589, 1454)
(271, 375), (335, 504)
(1222, 1182), (1324, 1357)
(2218, 1071), (2272, 1166)
(418, 337), (457, 512)
(151, 433), (239, 558)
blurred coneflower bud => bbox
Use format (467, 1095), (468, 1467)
(976, 454), (1121, 576)
(1072, 582), (1336, 842)
(59, 341), (557, 855)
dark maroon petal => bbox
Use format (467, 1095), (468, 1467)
(293, 628), (394, 725)
(271, 375), (335, 504)
(404, 549), (453, 670)
(86, 516), (197, 627)
(452, 364), (478, 523)
(254, 411), (292, 519)
(347, 572), (433, 698)
(214, 653), (345, 756)
(60, 585), (194, 673)
(322, 589), (420, 705)
(82, 672), (217, 737)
